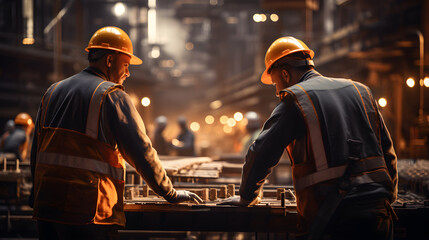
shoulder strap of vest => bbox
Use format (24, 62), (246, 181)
(40, 81), (62, 127)
(284, 83), (329, 171)
(86, 81), (121, 139)
(349, 81), (382, 144)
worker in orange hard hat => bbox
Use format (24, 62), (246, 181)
(220, 36), (398, 240)
(30, 26), (202, 239)
(2, 113), (34, 162)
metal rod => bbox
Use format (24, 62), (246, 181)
(416, 29), (424, 123)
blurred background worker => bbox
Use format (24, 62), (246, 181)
(152, 115), (170, 155)
(240, 111), (262, 155)
(0, 119), (15, 151)
(2, 113), (34, 162)
(30, 26), (202, 240)
(171, 116), (196, 156)
(220, 36), (398, 240)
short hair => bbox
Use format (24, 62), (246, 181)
(269, 52), (314, 73)
(88, 49), (116, 62)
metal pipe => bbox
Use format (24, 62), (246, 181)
(415, 29), (424, 123)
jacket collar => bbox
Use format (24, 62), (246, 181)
(83, 67), (108, 81)
(298, 69), (322, 83)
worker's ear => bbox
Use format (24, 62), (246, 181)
(106, 55), (113, 68)
(281, 69), (290, 83)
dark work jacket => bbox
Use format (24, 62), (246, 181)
(240, 70), (398, 232)
(174, 129), (196, 156)
(30, 67), (177, 225)
(3, 127), (27, 160)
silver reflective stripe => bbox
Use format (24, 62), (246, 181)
(295, 165), (347, 191)
(38, 152), (124, 181)
(287, 84), (328, 171)
(294, 156), (387, 190)
(86, 81), (116, 138)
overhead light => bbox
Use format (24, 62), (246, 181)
(150, 46), (160, 58)
(234, 112), (243, 121)
(141, 97), (151, 107)
(253, 14), (262, 23)
(424, 77), (429, 87)
(406, 77), (415, 88)
(219, 115), (228, 125)
(227, 118), (236, 127)
(270, 14), (279, 22)
(205, 115), (215, 124)
(185, 42), (194, 50)
(378, 98), (387, 108)
(210, 100), (222, 110)
(190, 122), (200, 132)
(113, 2), (126, 17)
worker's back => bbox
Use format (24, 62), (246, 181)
(283, 71), (396, 230)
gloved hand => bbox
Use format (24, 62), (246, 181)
(217, 196), (261, 206)
(174, 190), (204, 204)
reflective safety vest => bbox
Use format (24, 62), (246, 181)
(281, 76), (393, 230)
(33, 73), (127, 226)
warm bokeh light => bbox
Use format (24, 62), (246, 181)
(253, 14), (262, 22)
(185, 42), (194, 50)
(141, 97), (151, 107)
(22, 37), (35, 45)
(150, 46), (160, 58)
(406, 77), (415, 88)
(378, 98), (387, 108)
(270, 14), (279, 22)
(210, 100), (222, 110)
(205, 115), (215, 124)
(220, 115), (228, 124)
(172, 139), (183, 147)
(234, 112), (243, 121)
(113, 2), (126, 17)
(223, 125), (232, 134)
(260, 14), (267, 22)
(424, 77), (429, 87)
(190, 122), (200, 132)
(227, 118), (236, 127)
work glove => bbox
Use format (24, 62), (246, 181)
(174, 190), (204, 204)
(217, 195), (261, 206)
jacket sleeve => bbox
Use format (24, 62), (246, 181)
(378, 112), (398, 202)
(104, 89), (177, 202)
(240, 98), (305, 202)
(29, 99), (43, 207)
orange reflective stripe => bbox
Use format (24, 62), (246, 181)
(352, 82), (383, 148)
(286, 84), (328, 171)
(41, 82), (61, 127)
(37, 152), (124, 181)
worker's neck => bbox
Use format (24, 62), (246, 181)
(88, 62), (109, 81)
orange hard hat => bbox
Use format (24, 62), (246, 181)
(85, 26), (142, 65)
(14, 112), (33, 126)
(261, 36), (314, 85)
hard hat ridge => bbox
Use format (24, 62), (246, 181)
(86, 26), (142, 65)
(261, 36), (315, 85)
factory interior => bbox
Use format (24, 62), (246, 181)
(0, 0), (429, 239)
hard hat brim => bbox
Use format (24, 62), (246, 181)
(261, 69), (272, 85)
(130, 55), (143, 65)
(85, 46), (142, 65)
